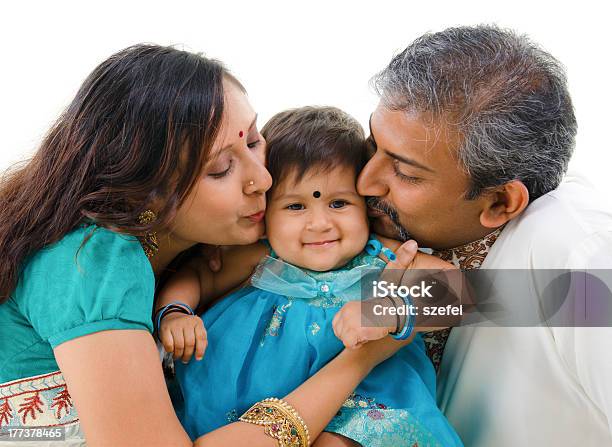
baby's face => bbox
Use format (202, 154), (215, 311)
(265, 165), (369, 271)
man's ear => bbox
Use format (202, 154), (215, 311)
(479, 180), (530, 228)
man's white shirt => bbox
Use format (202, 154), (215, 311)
(437, 173), (612, 446)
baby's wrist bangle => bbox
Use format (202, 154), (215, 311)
(155, 301), (195, 333)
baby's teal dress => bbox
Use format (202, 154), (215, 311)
(175, 242), (462, 447)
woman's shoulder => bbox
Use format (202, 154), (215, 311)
(17, 222), (155, 312)
(25, 222), (152, 279)
(14, 222), (156, 347)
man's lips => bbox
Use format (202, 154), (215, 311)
(246, 211), (265, 223)
(367, 206), (387, 218)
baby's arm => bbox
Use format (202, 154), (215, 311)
(156, 242), (269, 362)
(155, 258), (207, 362)
(156, 258), (202, 315)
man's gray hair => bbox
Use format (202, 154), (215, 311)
(373, 25), (577, 201)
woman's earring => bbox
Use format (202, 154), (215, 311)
(138, 209), (159, 258)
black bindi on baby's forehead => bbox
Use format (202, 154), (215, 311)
(313, 191), (321, 198)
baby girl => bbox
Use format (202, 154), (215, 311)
(155, 106), (462, 447)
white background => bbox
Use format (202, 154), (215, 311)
(1, 0), (610, 193)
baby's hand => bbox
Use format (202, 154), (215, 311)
(332, 240), (419, 349)
(159, 313), (207, 363)
(332, 301), (390, 349)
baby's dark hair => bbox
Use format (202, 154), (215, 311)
(261, 106), (367, 193)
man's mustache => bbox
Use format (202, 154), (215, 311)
(366, 197), (396, 215)
(366, 197), (411, 242)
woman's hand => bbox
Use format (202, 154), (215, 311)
(159, 313), (207, 363)
(332, 240), (419, 349)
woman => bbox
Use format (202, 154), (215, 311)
(0, 44), (413, 446)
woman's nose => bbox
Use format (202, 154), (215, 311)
(243, 155), (272, 195)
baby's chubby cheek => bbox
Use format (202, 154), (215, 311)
(345, 231), (370, 259)
(351, 215), (372, 249)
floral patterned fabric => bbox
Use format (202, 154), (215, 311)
(0, 370), (85, 446)
(423, 227), (503, 373)
(327, 393), (444, 447)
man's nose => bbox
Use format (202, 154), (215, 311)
(357, 153), (389, 197)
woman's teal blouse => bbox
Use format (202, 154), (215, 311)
(0, 223), (155, 383)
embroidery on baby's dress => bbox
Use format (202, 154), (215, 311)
(303, 294), (346, 308)
(226, 409), (238, 423)
(309, 322), (320, 335)
(327, 393), (442, 447)
(338, 393), (387, 418)
(259, 301), (293, 346)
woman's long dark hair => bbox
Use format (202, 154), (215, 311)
(0, 44), (230, 303)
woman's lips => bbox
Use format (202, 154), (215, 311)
(247, 211), (265, 223)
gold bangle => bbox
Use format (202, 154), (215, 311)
(239, 397), (310, 447)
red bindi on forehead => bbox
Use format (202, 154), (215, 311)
(239, 130), (244, 138)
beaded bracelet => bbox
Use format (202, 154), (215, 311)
(155, 301), (195, 333)
(239, 397), (310, 447)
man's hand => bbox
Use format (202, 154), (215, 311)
(332, 240), (419, 349)
(159, 313), (207, 363)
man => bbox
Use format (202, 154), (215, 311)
(358, 25), (612, 445)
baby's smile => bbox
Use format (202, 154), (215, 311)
(303, 239), (340, 247)
(265, 165), (370, 271)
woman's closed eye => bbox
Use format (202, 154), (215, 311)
(208, 159), (233, 178)
(247, 130), (264, 149)
(247, 139), (261, 149)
